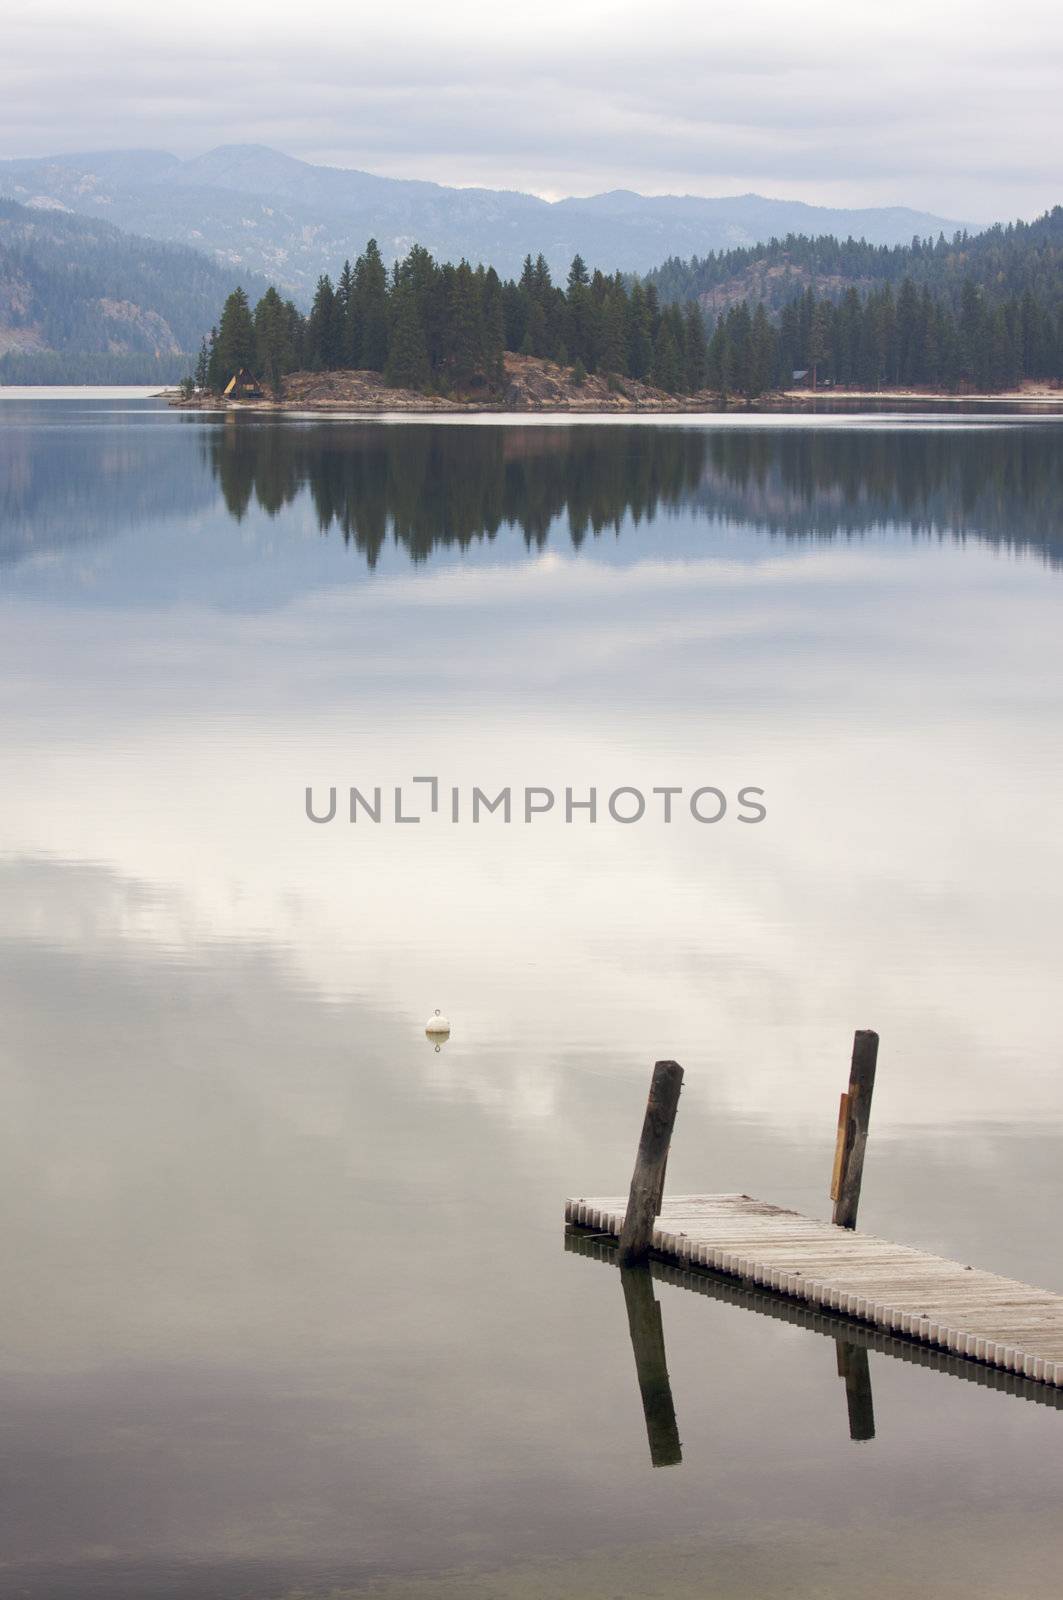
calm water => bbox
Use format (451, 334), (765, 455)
(2, 398), (1063, 1599)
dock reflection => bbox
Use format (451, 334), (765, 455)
(566, 1225), (1063, 1468)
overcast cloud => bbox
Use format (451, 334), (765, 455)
(3, 0), (1061, 220)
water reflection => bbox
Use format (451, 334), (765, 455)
(206, 422), (708, 561)
(620, 1266), (683, 1467)
(4, 404), (1063, 1597)
(201, 419), (1063, 569)
(837, 1339), (876, 1443)
(565, 1228), (1063, 1436)
(0, 403), (215, 565)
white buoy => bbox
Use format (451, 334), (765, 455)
(425, 1009), (451, 1038)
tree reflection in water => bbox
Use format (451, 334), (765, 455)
(203, 418), (1063, 571)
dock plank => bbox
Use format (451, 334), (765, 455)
(565, 1192), (1063, 1385)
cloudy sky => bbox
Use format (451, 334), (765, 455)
(4, 0), (1061, 220)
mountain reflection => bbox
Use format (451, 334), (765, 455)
(205, 420), (1063, 569)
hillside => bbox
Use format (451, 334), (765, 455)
(647, 207), (1063, 314)
(0, 144), (966, 296)
(0, 199), (269, 382)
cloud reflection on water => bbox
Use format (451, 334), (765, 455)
(2, 410), (1063, 1595)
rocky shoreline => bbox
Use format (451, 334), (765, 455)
(167, 353), (1063, 415)
(168, 353), (727, 413)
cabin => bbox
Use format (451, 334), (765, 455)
(223, 368), (262, 399)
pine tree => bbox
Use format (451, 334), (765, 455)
(337, 259), (356, 363)
(443, 262), (482, 390)
(601, 293), (628, 376)
(683, 302), (708, 392)
(628, 283), (653, 379)
(652, 322), (681, 392)
(566, 253), (593, 369)
(384, 285), (431, 390)
(502, 280), (527, 351)
(921, 288), (940, 386)
(306, 276), (338, 370)
(522, 299), (548, 358)
(960, 279), (985, 387)
(834, 289), (860, 385)
(806, 301), (829, 388)
(748, 303), (776, 398)
(481, 267), (507, 390)
(721, 303), (753, 398)
(215, 289), (256, 384)
(283, 299), (305, 371)
(707, 317), (727, 397)
(354, 240), (389, 371)
(566, 253), (590, 292)
(896, 277), (921, 385)
(254, 286), (294, 394)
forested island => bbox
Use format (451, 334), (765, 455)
(185, 212), (1063, 410)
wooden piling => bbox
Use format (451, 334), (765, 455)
(831, 1029), (878, 1230)
(620, 1267), (682, 1466)
(616, 1060), (684, 1266)
(829, 1092), (850, 1204)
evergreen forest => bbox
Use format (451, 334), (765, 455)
(199, 212), (1063, 401)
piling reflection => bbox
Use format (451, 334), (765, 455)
(201, 419), (1063, 569)
(619, 1267), (682, 1467)
(836, 1339), (876, 1442)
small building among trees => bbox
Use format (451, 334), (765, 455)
(223, 368), (262, 399)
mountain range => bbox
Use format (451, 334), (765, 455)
(0, 144), (969, 299)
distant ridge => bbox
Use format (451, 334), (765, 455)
(0, 143), (970, 299)
(643, 206), (1063, 313)
(0, 197), (269, 382)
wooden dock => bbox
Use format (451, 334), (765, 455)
(566, 1228), (1063, 1412)
(565, 1192), (1063, 1386)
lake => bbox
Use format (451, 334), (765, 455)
(2, 397), (1063, 1599)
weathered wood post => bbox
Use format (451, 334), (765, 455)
(835, 1339), (875, 1442)
(620, 1266), (682, 1467)
(831, 1029), (879, 1230)
(617, 1060), (684, 1266)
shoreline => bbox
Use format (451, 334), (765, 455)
(774, 385), (1063, 407)
(165, 358), (1063, 417)
(167, 389), (1063, 416)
